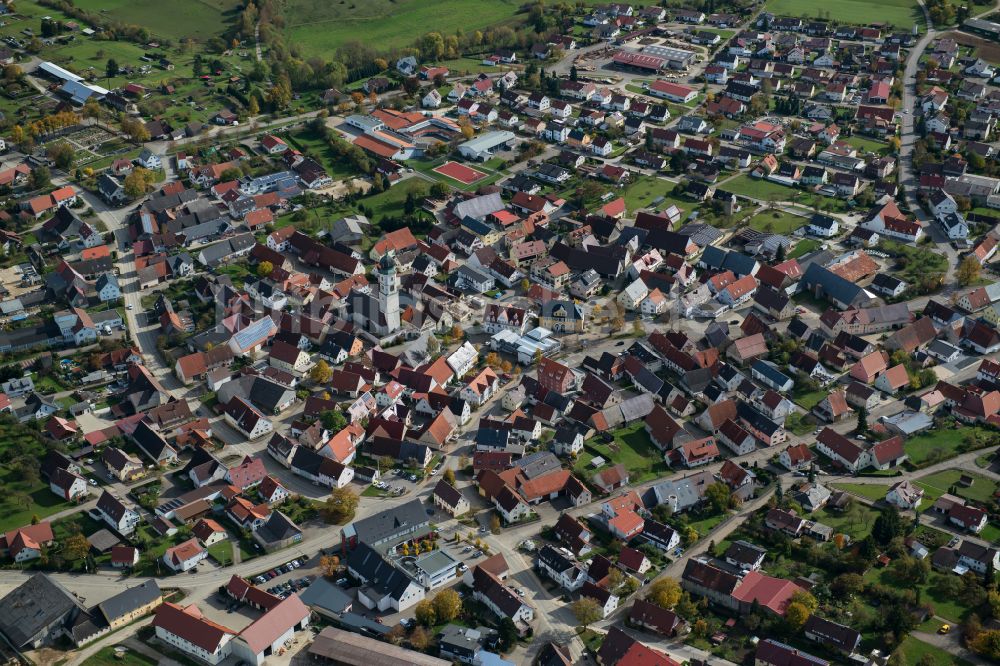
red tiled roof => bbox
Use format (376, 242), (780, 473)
(731, 570), (803, 615)
(152, 602), (234, 652)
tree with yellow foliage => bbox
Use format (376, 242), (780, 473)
(785, 601), (810, 629)
(647, 577), (682, 609)
(310, 360), (333, 384)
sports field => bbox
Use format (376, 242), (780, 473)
(73, 0), (242, 41)
(283, 0), (523, 57)
(433, 161), (487, 185)
(765, 0), (922, 30)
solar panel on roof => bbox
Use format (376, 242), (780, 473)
(232, 318), (274, 350)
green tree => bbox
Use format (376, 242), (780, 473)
(831, 573), (864, 599)
(958, 256), (983, 286)
(321, 486), (359, 524)
(497, 618), (518, 651)
(704, 482), (733, 514)
(443, 468), (456, 485)
(30, 166), (51, 190)
(46, 141), (75, 170)
(320, 410), (348, 431)
(430, 181), (449, 199)
(872, 506), (903, 544)
(571, 597), (602, 628)
(856, 404), (868, 435)
(106, 58), (118, 79)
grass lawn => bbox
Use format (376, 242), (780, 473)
(207, 540), (235, 567)
(573, 422), (670, 484)
(360, 178), (430, 219)
(283, 128), (365, 180)
(765, 0), (922, 30)
(813, 504), (880, 540)
(746, 210), (806, 235)
(283, 0), (524, 56)
(33, 374), (68, 393)
(865, 569), (968, 623)
(903, 425), (991, 467)
(362, 485), (390, 498)
(82, 645), (158, 666)
(893, 636), (973, 666)
(621, 175), (687, 214)
(723, 174), (796, 201)
(213, 262), (252, 288)
(72, 0), (242, 41)
(51, 511), (105, 542)
(577, 628), (604, 653)
(830, 482), (888, 503)
(789, 238), (821, 259)
(915, 469), (998, 504)
(791, 384), (826, 410)
(724, 174), (851, 212)
(843, 135), (891, 155)
(686, 512), (728, 539)
(700, 28), (736, 40)
(785, 412), (814, 436)
(0, 420), (75, 532)
(979, 522), (1000, 544)
(881, 240), (949, 288)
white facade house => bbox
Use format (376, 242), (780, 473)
(886, 480), (923, 510)
(446, 341), (478, 378)
(617, 278), (650, 310)
(422, 89), (441, 109)
(162, 539), (208, 572)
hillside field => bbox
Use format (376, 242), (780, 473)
(282, 0), (524, 57)
(765, 0), (923, 30)
(72, 0), (242, 41)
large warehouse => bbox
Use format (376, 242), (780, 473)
(642, 44), (698, 69)
(458, 130), (515, 161)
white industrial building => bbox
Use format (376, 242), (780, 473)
(490, 327), (561, 364)
(458, 131), (516, 161)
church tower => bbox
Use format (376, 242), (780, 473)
(378, 252), (400, 333)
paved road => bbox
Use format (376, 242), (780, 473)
(912, 628), (989, 665)
(828, 446), (1000, 486)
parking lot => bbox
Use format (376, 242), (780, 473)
(250, 554), (313, 598)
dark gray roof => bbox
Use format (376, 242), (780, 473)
(298, 576), (353, 615)
(0, 574), (85, 647)
(700, 246), (756, 275)
(537, 545), (576, 574)
(346, 542), (416, 600)
(97, 580), (161, 625)
(513, 451), (561, 479)
(750, 360), (792, 388)
(255, 511), (301, 543)
(801, 263), (865, 307)
(724, 539), (767, 565)
(348, 500), (428, 548)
